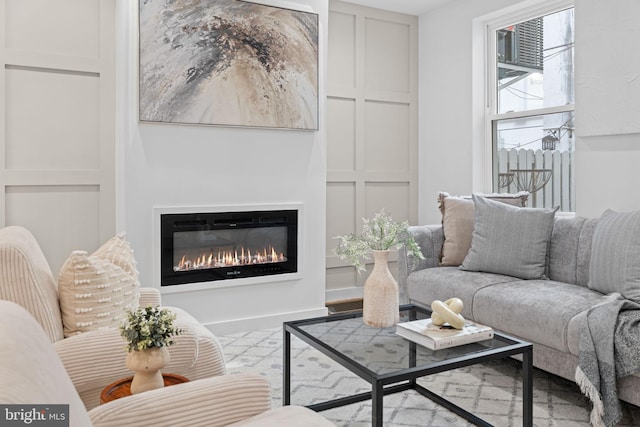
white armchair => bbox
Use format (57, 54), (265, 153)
(0, 226), (225, 410)
(0, 301), (335, 427)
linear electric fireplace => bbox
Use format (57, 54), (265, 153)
(160, 209), (298, 286)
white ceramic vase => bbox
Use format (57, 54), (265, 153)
(125, 347), (170, 394)
(363, 250), (400, 328)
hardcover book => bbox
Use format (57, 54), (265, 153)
(396, 318), (494, 350)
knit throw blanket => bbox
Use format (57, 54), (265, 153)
(575, 293), (640, 427)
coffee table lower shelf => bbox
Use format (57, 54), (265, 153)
(306, 381), (498, 427)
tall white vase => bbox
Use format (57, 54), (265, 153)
(363, 250), (399, 327)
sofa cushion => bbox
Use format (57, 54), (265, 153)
(548, 216), (586, 285)
(406, 266), (521, 320)
(437, 192), (528, 266)
(473, 280), (607, 353)
(461, 195), (558, 280)
(58, 250), (140, 337)
(589, 209), (640, 301)
(576, 218), (599, 288)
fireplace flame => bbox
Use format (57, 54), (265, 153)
(174, 246), (287, 272)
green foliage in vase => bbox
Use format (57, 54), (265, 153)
(334, 209), (425, 273)
(120, 306), (184, 352)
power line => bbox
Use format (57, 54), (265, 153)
(505, 87), (543, 101)
(500, 116), (574, 148)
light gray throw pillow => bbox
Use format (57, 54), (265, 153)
(588, 209), (640, 301)
(460, 195), (558, 279)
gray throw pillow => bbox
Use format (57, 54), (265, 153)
(460, 195), (558, 279)
(588, 209), (640, 301)
(437, 192), (529, 266)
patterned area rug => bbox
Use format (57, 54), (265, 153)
(218, 328), (640, 426)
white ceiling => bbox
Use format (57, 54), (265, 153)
(342, 0), (453, 16)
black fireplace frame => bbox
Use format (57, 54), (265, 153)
(160, 209), (298, 286)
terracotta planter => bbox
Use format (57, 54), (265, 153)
(363, 250), (399, 328)
(125, 347), (170, 394)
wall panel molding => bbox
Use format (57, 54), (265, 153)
(326, 0), (418, 296)
(1, 0), (115, 275)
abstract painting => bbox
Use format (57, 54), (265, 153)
(139, 0), (318, 130)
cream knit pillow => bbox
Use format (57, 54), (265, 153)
(58, 235), (140, 337)
(92, 232), (139, 281)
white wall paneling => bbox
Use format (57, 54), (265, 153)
(5, 185), (101, 273)
(0, 0), (115, 275)
(326, 1), (418, 301)
(5, 67), (100, 170)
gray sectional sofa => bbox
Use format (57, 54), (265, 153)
(397, 215), (640, 408)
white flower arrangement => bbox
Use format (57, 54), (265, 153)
(334, 209), (425, 273)
(120, 306), (183, 352)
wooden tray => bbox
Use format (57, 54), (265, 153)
(100, 373), (189, 404)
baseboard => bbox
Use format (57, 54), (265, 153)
(203, 307), (329, 335)
(326, 286), (363, 303)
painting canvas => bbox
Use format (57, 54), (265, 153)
(139, 0), (319, 130)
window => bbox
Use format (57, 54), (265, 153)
(488, 5), (575, 211)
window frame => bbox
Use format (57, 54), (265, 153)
(472, 0), (575, 203)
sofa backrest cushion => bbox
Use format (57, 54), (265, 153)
(588, 209), (640, 301)
(547, 216), (586, 285)
(576, 218), (598, 287)
(547, 216), (599, 287)
(0, 226), (64, 342)
(0, 300), (93, 426)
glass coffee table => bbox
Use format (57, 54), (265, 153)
(283, 304), (532, 427)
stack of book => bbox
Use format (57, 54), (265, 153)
(396, 318), (493, 350)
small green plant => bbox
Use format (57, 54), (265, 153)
(120, 306), (183, 352)
(334, 209), (425, 273)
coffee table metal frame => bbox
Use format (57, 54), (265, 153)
(283, 304), (533, 427)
